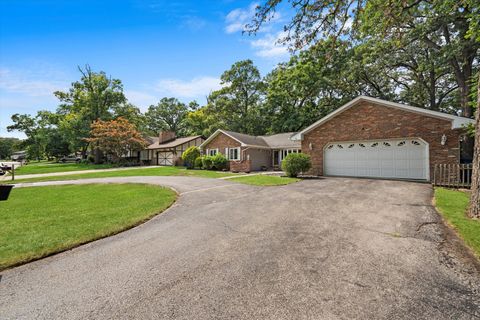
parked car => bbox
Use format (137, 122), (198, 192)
(58, 155), (82, 163)
(0, 163), (12, 171)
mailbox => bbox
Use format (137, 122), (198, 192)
(0, 185), (13, 201)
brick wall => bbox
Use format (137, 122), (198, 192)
(230, 160), (252, 173)
(203, 133), (241, 153)
(302, 101), (462, 179)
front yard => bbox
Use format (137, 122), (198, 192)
(14, 160), (115, 175)
(435, 188), (480, 258)
(0, 184), (176, 270)
(11, 166), (237, 183)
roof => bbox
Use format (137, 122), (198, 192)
(147, 135), (203, 150)
(260, 132), (300, 148)
(292, 96), (475, 140)
(200, 129), (300, 149)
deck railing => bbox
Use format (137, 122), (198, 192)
(433, 164), (473, 188)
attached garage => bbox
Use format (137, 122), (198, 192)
(157, 151), (174, 166)
(324, 138), (428, 180)
(292, 96), (474, 181)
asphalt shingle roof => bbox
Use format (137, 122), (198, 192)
(147, 135), (203, 150)
(222, 130), (300, 149)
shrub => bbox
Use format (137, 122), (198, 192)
(202, 155), (213, 170)
(281, 153), (311, 177)
(211, 153), (228, 170)
(182, 146), (201, 169)
(194, 156), (203, 169)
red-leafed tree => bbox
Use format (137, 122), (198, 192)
(86, 117), (146, 163)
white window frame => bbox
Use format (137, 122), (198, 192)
(207, 148), (218, 156)
(228, 147), (241, 161)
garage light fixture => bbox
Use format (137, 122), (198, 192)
(441, 134), (447, 146)
(309, 142), (313, 150)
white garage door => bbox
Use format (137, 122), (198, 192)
(324, 139), (428, 180)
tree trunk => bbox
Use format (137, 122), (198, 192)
(468, 74), (480, 219)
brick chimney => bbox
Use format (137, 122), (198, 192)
(159, 131), (176, 143)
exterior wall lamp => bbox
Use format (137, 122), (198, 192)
(309, 142), (313, 150)
(441, 134), (447, 146)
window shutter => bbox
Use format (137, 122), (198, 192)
(225, 148), (229, 160)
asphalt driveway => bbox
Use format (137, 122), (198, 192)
(1, 177), (479, 319)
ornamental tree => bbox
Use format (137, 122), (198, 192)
(86, 117), (146, 163)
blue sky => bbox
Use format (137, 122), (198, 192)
(0, 0), (291, 138)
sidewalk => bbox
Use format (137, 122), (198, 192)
(0, 166), (162, 181)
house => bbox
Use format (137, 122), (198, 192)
(291, 96), (475, 181)
(143, 131), (204, 166)
(200, 130), (301, 172)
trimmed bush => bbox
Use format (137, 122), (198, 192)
(182, 146), (201, 168)
(202, 155), (213, 170)
(194, 156), (203, 169)
(211, 153), (228, 170)
(281, 153), (311, 177)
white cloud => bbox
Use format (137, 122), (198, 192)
(155, 76), (221, 99)
(225, 3), (258, 34)
(0, 67), (67, 97)
(125, 90), (158, 111)
(225, 2), (282, 34)
(250, 31), (289, 58)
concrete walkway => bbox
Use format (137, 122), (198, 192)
(1, 177), (479, 319)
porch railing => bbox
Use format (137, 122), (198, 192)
(433, 164), (473, 188)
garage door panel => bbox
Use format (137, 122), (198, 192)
(324, 139), (428, 180)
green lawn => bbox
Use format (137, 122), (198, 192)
(435, 188), (480, 258)
(12, 166), (236, 183)
(14, 160), (115, 175)
(0, 184), (176, 270)
(229, 175), (300, 186)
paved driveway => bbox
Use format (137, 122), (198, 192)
(1, 177), (479, 319)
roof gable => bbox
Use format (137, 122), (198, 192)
(147, 135), (203, 149)
(292, 96), (475, 140)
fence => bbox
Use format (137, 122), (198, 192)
(433, 164), (473, 188)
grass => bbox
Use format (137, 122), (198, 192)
(229, 175), (300, 186)
(11, 166), (236, 183)
(434, 188), (480, 258)
(14, 160), (114, 175)
(0, 184), (177, 270)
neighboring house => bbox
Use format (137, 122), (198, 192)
(10, 151), (26, 161)
(145, 131), (204, 166)
(291, 96), (475, 181)
(200, 130), (301, 172)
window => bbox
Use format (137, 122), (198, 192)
(208, 149), (218, 156)
(228, 147), (240, 161)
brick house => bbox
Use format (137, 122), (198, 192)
(200, 130), (300, 172)
(291, 96), (474, 181)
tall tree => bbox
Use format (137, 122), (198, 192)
(248, 0), (479, 116)
(207, 60), (266, 135)
(0, 137), (20, 160)
(145, 97), (192, 135)
(264, 39), (396, 133)
(55, 65), (126, 160)
(112, 102), (148, 133)
(469, 73), (479, 218)
(7, 111), (61, 160)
